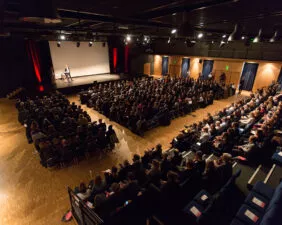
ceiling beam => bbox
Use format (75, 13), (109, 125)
(135, 0), (239, 19)
(57, 9), (175, 29)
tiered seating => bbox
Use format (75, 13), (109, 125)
(67, 84), (281, 225)
(231, 181), (282, 225)
(183, 169), (241, 225)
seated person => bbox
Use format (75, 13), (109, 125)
(232, 135), (257, 157)
(160, 171), (181, 210)
(76, 182), (91, 201)
(214, 153), (233, 184)
(193, 151), (206, 174)
(146, 159), (161, 186)
(199, 127), (211, 143)
(202, 160), (220, 193)
(178, 159), (196, 182)
(239, 112), (255, 128)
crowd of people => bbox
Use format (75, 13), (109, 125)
(74, 144), (233, 219)
(16, 92), (118, 168)
(72, 84), (281, 222)
(80, 77), (235, 135)
(172, 84), (281, 159)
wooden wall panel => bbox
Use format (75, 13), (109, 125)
(149, 55), (281, 91)
(190, 57), (202, 79)
(154, 55), (162, 75)
(144, 63), (151, 75)
(253, 62), (281, 91)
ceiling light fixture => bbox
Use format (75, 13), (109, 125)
(253, 29), (262, 43)
(269, 31), (277, 43)
(197, 33), (203, 39)
(126, 34), (131, 42)
(168, 37), (171, 44)
(241, 36), (245, 40)
(60, 34), (65, 40)
(222, 34), (226, 38)
(171, 29), (177, 34)
(228, 24), (237, 42)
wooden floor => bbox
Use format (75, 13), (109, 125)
(0, 92), (249, 225)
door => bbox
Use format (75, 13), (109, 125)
(202, 60), (214, 79)
(240, 62), (259, 91)
(181, 58), (190, 78)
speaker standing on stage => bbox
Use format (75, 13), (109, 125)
(65, 64), (73, 82)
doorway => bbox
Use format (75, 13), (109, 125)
(239, 62), (259, 91)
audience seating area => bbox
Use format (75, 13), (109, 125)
(68, 83), (282, 225)
(231, 181), (282, 225)
(79, 77), (235, 135)
(16, 92), (118, 168)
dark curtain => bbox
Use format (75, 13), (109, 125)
(240, 63), (259, 91)
(162, 56), (169, 75)
(277, 67), (282, 84)
(202, 60), (214, 79)
(181, 58), (190, 77)
(39, 41), (54, 90)
(0, 38), (37, 97)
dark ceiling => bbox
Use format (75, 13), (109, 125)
(2, 0), (282, 43)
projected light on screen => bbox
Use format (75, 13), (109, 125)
(49, 41), (110, 79)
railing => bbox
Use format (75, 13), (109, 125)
(68, 187), (104, 225)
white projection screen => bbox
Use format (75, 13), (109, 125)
(49, 41), (110, 79)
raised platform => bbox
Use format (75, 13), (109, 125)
(55, 74), (123, 89)
(54, 74), (127, 94)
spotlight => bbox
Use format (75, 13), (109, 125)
(241, 36), (245, 40)
(89, 41), (93, 47)
(253, 29), (262, 43)
(222, 34), (226, 38)
(228, 24), (237, 42)
(60, 34), (65, 40)
(171, 29), (177, 34)
(57, 41), (61, 47)
(76, 41), (80, 47)
(211, 40), (214, 44)
(167, 37), (171, 44)
(219, 40), (226, 48)
(269, 31), (277, 43)
(126, 35), (131, 42)
(197, 33), (203, 39)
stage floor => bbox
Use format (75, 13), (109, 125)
(55, 74), (122, 89)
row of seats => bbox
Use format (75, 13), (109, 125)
(183, 169), (241, 225)
(231, 181), (282, 225)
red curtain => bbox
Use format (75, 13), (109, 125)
(113, 48), (117, 73)
(26, 40), (43, 90)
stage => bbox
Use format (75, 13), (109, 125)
(55, 74), (123, 89)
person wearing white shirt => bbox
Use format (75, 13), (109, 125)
(199, 127), (211, 143)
